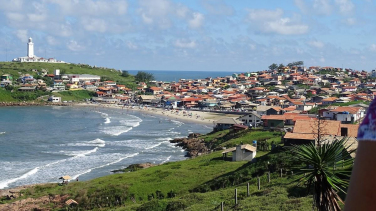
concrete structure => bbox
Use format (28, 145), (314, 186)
(27, 37), (34, 57)
(48, 96), (61, 103)
(222, 144), (257, 161)
(238, 112), (262, 127)
(12, 37), (65, 63)
(214, 118), (243, 131)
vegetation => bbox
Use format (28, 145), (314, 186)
(291, 138), (355, 210)
(0, 62), (135, 87)
(135, 71), (155, 83)
(1, 129), (315, 210)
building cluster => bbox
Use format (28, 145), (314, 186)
(1, 64), (374, 144)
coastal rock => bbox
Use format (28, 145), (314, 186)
(170, 134), (210, 158)
(111, 162), (156, 173)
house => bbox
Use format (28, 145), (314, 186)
(321, 106), (365, 123)
(293, 102), (316, 111)
(222, 144), (257, 162)
(238, 112), (262, 127)
(266, 107), (284, 115)
(138, 95), (159, 104)
(146, 87), (162, 95)
(283, 119), (358, 145)
(214, 118), (243, 131)
(261, 115), (286, 128)
(321, 97), (338, 105)
(53, 80), (65, 90)
(256, 106), (273, 116)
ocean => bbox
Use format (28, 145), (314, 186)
(0, 106), (212, 189)
(127, 70), (236, 82)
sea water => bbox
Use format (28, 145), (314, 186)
(0, 106), (212, 189)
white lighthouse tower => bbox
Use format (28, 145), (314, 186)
(27, 37), (34, 58)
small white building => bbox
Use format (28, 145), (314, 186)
(222, 144), (257, 162)
(238, 113), (262, 127)
(49, 96), (61, 103)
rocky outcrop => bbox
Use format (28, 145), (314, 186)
(111, 162), (156, 173)
(170, 133), (210, 157)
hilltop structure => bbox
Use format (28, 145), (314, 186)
(12, 37), (65, 63)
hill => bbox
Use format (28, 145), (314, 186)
(0, 62), (136, 102)
(0, 130), (313, 211)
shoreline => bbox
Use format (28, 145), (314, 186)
(73, 103), (240, 126)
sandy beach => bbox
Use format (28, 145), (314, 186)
(74, 103), (241, 126)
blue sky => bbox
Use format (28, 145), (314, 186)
(1, 0), (376, 71)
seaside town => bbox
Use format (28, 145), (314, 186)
(1, 59), (372, 147)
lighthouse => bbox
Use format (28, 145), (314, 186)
(27, 37), (34, 58)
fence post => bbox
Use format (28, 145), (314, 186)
(221, 201), (224, 211)
(280, 169), (283, 177)
(268, 172), (270, 183)
(235, 188), (238, 205)
(247, 183), (250, 197)
(258, 177), (260, 190)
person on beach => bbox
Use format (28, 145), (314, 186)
(345, 98), (376, 210)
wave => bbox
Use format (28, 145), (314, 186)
(104, 117), (111, 124)
(72, 153), (139, 179)
(59, 147), (99, 157)
(119, 120), (140, 127)
(101, 126), (132, 136)
(0, 132), (5, 135)
(0, 167), (39, 189)
(65, 138), (106, 148)
(171, 120), (184, 127)
(161, 156), (172, 164)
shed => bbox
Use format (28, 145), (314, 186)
(222, 144), (257, 161)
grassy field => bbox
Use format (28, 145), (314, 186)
(1, 130), (314, 210)
(0, 62), (135, 87)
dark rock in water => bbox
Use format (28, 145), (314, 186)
(170, 133), (209, 158)
(111, 162), (156, 173)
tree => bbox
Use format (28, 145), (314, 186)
(135, 71), (155, 83)
(278, 63), (284, 69)
(291, 138), (354, 211)
(269, 63), (278, 70)
(287, 63), (294, 68)
(121, 70), (130, 77)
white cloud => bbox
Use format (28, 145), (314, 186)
(335, 0), (354, 15)
(294, 0), (307, 12)
(308, 40), (325, 48)
(370, 44), (376, 52)
(201, 0), (234, 16)
(313, 0), (332, 15)
(188, 12), (204, 29)
(14, 29), (28, 42)
(67, 40), (85, 51)
(343, 17), (356, 25)
(6, 12), (24, 22)
(246, 9), (308, 35)
(174, 39), (197, 48)
(126, 41), (138, 50)
(47, 36), (59, 46)
(81, 18), (107, 33)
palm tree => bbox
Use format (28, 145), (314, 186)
(291, 138), (355, 211)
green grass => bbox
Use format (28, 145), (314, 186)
(52, 90), (95, 101)
(0, 62), (135, 87)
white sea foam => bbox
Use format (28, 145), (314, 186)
(104, 117), (111, 124)
(59, 147), (99, 157)
(64, 138), (106, 148)
(171, 120), (184, 127)
(72, 153), (139, 179)
(161, 156), (172, 164)
(0, 167), (40, 189)
(0, 132), (5, 135)
(101, 126), (132, 136)
(119, 120), (140, 127)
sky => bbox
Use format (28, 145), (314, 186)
(1, 0), (376, 72)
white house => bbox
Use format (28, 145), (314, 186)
(222, 144), (257, 162)
(322, 106), (365, 123)
(238, 112), (262, 127)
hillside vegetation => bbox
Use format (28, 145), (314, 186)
(0, 62), (135, 102)
(0, 130), (313, 211)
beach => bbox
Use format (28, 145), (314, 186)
(74, 103), (241, 126)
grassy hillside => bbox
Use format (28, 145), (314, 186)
(0, 62), (135, 87)
(1, 130), (313, 210)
